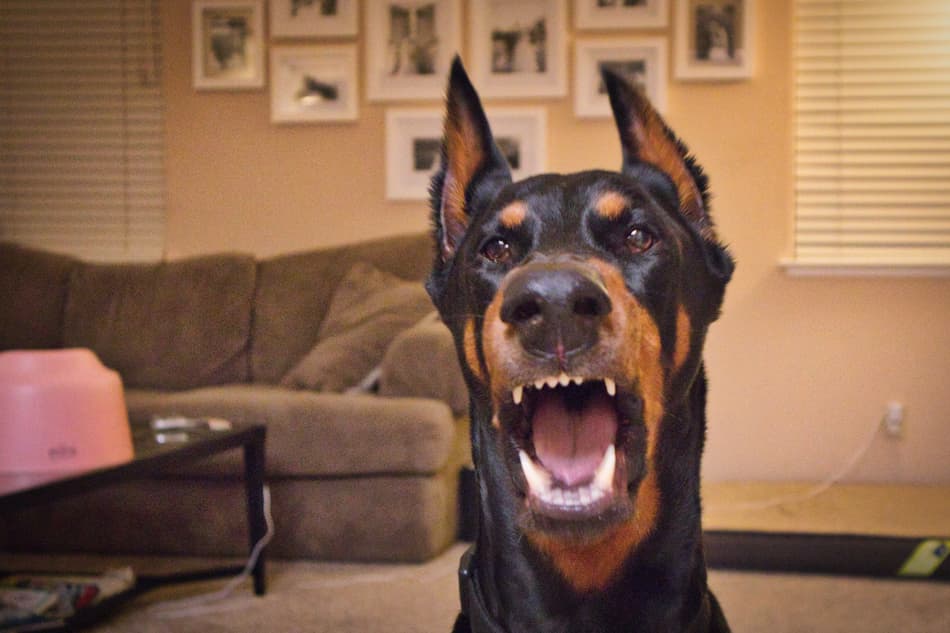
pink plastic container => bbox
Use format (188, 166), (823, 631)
(0, 348), (133, 473)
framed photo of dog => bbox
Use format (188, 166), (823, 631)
(674, 0), (754, 80)
(574, 38), (668, 118)
(192, 0), (265, 90)
(574, 0), (669, 30)
(365, 0), (462, 101)
(468, 0), (568, 98)
(270, 45), (358, 123)
(269, 0), (358, 38)
(385, 107), (547, 200)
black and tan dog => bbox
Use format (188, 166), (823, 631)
(427, 58), (734, 633)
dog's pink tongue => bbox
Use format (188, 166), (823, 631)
(532, 389), (618, 487)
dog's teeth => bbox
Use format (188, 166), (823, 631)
(546, 376), (559, 389)
(571, 376), (584, 386)
(512, 385), (523, 405)
(534, 379), (546, 390)
(519, 450), (552, 494)
(604, 378), (617, 397)
(593, 444), (616, 492)
(558, 373), (570, 387)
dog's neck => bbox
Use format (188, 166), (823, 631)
(462, 372), (714, 633)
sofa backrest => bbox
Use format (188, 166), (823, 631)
(63, 254), (257, 390)
(251, 232), (434, 384)
(0, 243), (78, 351)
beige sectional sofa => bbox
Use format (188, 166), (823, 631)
(0, 233), (469, 562)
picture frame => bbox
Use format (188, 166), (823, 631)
(385, 107), (547, 200)
(365, 0), (462, 101)
(385, 109), (443, 200)
(469, 0), (568, 98)
(192, 0), (265, 90)
(574, 0), (669, 30)
(269, 0), (358, 38)
(574, 38), (668, 117)
(674, 0), (754, 80)
(270, 45), (358, 123)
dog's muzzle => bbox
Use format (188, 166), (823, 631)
(499, 260), (612, 364)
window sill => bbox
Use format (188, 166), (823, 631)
(780, 259), (950, 278)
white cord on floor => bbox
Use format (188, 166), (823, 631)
(148, 484), (275, 619)
(708, 414), (885, 512)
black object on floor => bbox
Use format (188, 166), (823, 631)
(705, 530), (950, 582)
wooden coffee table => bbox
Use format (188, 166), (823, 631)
(0, 420), (268, 595)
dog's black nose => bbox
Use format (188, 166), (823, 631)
(500, 261), (612, 360)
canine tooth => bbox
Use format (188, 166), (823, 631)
(558, 373), (570, 387)
(513, 385), (523, 405)
(604, 378), (617, 397)
(519, 450), (552, 494)
(593, 444), (617, 492)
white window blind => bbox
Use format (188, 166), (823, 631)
(792, 0), (950, 271)
(0, 0), (165, 262)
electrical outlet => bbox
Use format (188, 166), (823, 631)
(883, 401), (905, 438)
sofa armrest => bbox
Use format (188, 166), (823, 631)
(378, 314), (468, 416)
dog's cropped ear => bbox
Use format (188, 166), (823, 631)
(431, 57), (512, 261)
(602, 69), (714, 239)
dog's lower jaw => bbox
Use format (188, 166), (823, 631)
(525, 465), (660, 594)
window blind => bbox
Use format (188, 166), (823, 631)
(0, 0), (165, 262)
(793, 0), (950, 270)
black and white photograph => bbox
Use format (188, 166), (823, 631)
(192, 1), (264, 89)
(412, 137), (441, 171)
(488, 1), (549, 74)
(574, 0), (668, 29)
(470, 0), (567, 98)
(574, 38), (667, 117)
(675, 0), (754, 80)
(386, 3), (438, 76)
(269, 0), (358, 38)
(366, 0), (461, 100)
(270, 45), (358, 123)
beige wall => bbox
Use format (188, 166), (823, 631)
(162, 1), (949, 484)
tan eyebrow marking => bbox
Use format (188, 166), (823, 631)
(499, 201), (528, 229)
(595, 191), (630, 220)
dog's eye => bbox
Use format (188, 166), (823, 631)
(480, 238), (513, 264)
(625, 227), (656, 254)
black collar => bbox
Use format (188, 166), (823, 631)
(458, 544), (715, 633)
(458, 544), (508, 633)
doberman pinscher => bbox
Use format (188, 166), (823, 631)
(427, 58), (734, 633)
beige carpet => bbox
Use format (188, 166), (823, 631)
(57, 543), (950, 633)
(3, 483), (949, 632)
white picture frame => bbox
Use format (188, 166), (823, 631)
(674, 0), (754, 80)
(574, 38), (668, 118)
(574, 0), (669, 30)
(269, 0), (358, 38)
(365, 0), (462, 101)
(385, 107), (547, 200)
(469, 0), (568, 98)
(270, 45), (358, 123)
(192, 0), (265, 90)
(385, 109), (443, 200)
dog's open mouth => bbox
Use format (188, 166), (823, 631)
(499, 374), (644, 527)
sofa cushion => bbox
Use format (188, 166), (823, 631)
(0, 243), (77, 350)
(124, 385), (456, 477)
(280, 263), (433, 392)
(379, 312), (469, 416)
(62, 255), (256, 389)
(251, 233), (434, 384)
